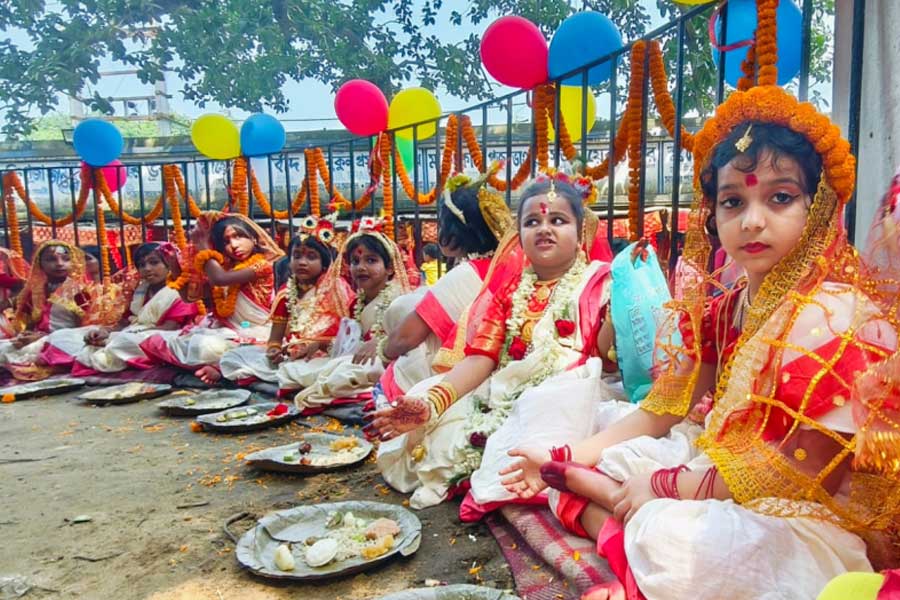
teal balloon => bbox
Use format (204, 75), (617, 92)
(396, 137), (415, 172)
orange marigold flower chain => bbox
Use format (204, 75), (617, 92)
(194, 249), (267, 318)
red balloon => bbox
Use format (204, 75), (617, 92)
(480, 16), (548, 89)
(334, 79), (389, 136)
(81, 160), (128, 193)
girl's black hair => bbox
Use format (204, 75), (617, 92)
(700, 121), (822, 237)
(344, 234), (391, 271)
(288, 234), (334, 273)
(437, 186), (498, 254)
(210, 217), (260, 255)
(274, 256), (291, 289)
(423, 243), (441, 260)
(516, 179), (585, 233)
(81, 244), (118, 273)
(133, 242), (167, 267)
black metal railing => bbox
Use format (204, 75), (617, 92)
(0, 0), (859, 270)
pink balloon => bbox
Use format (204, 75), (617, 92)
(334, 80), (389, 136)
(480, 16), (548, 89)
(81, 160), (128, 193)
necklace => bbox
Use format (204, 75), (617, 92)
(286, 275), (316, 333)
(354, 282), (395, 341)
(501, 257), (586, 366)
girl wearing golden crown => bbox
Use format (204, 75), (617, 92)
(501, 85), (900, 600)
(373, 175), (624, 512)
(377, 165), (514, 404)
(139, 212), (282, 384)
(278, 218), (412, 411)
(218, 215), (353, 384)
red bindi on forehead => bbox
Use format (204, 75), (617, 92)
(745, 173), (758, 187)
(539, 201), (549, 215)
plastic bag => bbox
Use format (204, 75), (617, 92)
(610, 243), (671, 403)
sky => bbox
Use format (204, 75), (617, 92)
(7, 0), (831, 134)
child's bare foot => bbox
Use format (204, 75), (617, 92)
(195, 365), (221, 385)
(581, 582), (625, 600)
(541, 462), (620, 506)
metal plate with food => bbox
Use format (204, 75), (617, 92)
(78, 382), (173, 405)
(2, 378), (86, 401)
(195, 402), (298, 433)
(376, 585), (521, 600)
(235, 501), (421, 581)
(156, 389), (252, 416)
(244, 432), (373, 474)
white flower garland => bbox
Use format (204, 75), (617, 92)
(499, 256), (586, 367)
(354, 281), (396, 341)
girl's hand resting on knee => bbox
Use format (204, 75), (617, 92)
(610, 472), (657, 524)
(500, 447), (551, 499)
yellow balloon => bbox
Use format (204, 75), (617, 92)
(191, 114), (241, 160)
(816, 572), (884, 600)
(388, 88), (441, 141)
(548, 86), (597, 143)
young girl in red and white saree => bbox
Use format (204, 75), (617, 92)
(378, 168), (514, 401)
(279, 218), (412, 410)
(373, 175), (623, 511)
(0, 241), (92, 380)
(140, 212), (282, 384)
(218, 215), (352, 385)
(73, 242), (199, 374)
(503, 88), (900, 600)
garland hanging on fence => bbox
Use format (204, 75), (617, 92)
(4, 32), (710, 245)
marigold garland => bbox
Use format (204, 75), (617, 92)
(3, 170), (89, 228)
(166, 270), (191, 291)
(232, 158), (250, 215)
(379, 134), (395, 239)
(306, 148), (321, 216)
(95, 167), (165, 226)
(162, 166), (188, 249)
(627, 41), (647, 241)
(2, 177), (23, 256)
(755, 0), (779, 87)
(647, 41), (694, 152)
(194, 249), (266, 318)
(92, 172), (112, 278)
(737, 44), (757, 92)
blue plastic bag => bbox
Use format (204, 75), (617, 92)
(610, 243), (672, 403)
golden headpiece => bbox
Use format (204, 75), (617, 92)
(441, 161), (513, 241)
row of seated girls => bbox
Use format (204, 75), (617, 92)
(0, 89), (898, 600)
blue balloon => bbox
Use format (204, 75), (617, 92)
(72, 119), (124, 167)
(549, 12), (623, 86)
(713, 0), (802, 87)
(240, 113), (286, 157)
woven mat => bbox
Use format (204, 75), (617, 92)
(487, 505), (613, 600)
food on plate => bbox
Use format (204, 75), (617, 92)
(305, 537), (339, 567)
(365, 518), (401, 540)
(329, 437), (359, 452)
(361, 534), (394, 560)
(274, 543), (295, 571)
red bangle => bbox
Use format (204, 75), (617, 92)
(693, 466), (719, 500)
(650, 465), (688, 499)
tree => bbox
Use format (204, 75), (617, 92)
(1, 1), (833, 140)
